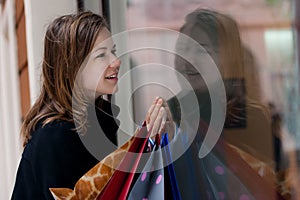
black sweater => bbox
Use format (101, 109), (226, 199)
(11, 100), (120, 200)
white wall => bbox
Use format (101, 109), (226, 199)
(85, 0), (101, 15)
(0, 0), (77, 199)
(0, 1), (22, 199)
(24, 0), (77, 105)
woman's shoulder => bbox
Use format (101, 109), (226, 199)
(32, 120), (76, 140)
(23, 120), (79, 158)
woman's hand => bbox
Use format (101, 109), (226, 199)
(145, 97), (175, 140)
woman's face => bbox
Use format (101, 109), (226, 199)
(81, 27), (121, 98)
(175, 25), (219, 92)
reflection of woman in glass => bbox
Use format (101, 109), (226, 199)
(170, 8), (246, 129)
(168, 8), (286, 199)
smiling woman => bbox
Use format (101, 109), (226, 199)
(11, 11), (171, 200)
(81, 27), (121, 98)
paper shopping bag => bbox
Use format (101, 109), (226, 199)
(161, 134), (181, 200)
(128, 133), (182, 200)
(127, 143), (164, 200)
(50, 125), (149, 200)
(97, 125), (150, 200)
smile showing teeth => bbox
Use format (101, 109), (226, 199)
(105, 74), (117, 79)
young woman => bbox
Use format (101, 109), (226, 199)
(12, 12), (169, 199)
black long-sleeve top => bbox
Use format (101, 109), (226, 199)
(11, 99), (120, 200)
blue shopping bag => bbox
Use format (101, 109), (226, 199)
(128, 133), (182, 200)
(127, 143), (164, 200)
(161, 134), (181, 200)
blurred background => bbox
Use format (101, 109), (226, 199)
(0, 0), (299, 199)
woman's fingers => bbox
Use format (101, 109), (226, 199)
(146, 98), (163, 131)
(160, 98), (175, 139)
(157, 108), (167, 136)
(145, 97), (175, 139)
(151, 99), (163, 123)
(145, 98), (158, 129)
(146, 98), (160, 122)
(151, 107), (167, 137)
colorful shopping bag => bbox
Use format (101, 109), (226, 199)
(50, 124), (150, 200)
(128, 133), (182, 200)
(172, 120), (284, 200)
(96, 124), (151, 200)
(161, 134), (181, 200)
(127, 141), (165, 199)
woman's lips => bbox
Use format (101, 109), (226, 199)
(105, 73), (118, 80)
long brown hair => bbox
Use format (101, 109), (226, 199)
(179, 9), (246, 126)
(21, 12), (108, 146)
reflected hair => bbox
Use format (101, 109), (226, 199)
(179, 9), (247, 127)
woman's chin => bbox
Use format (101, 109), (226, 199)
(112, 85), (119, 94)
(93, 85), (119, 96)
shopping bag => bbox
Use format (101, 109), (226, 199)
(96, 124), (151, 200)
(128, 133), (182, 200)
(200, 119), (284, 199)
(161, 134), (181, 200)
(170, 129), (208, 199)
(172, 120), (284, 200)
(50, 124), (150, 200)
(127, 138), (165, 200)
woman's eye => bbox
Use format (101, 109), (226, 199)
(196, 48), (208, 54)
(185, 70), (200, 76)
(96, 53), (105, 58)
(111, 49), (117, 55)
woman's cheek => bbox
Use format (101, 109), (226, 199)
(82, 63), (105, 92)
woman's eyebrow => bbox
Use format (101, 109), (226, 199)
(93, 47), (107, 53)
(93, 44), (116, 53)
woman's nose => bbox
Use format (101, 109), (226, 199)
(109, 57), (121, 69)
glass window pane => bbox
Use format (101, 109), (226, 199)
(107, 0), (298, 198)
